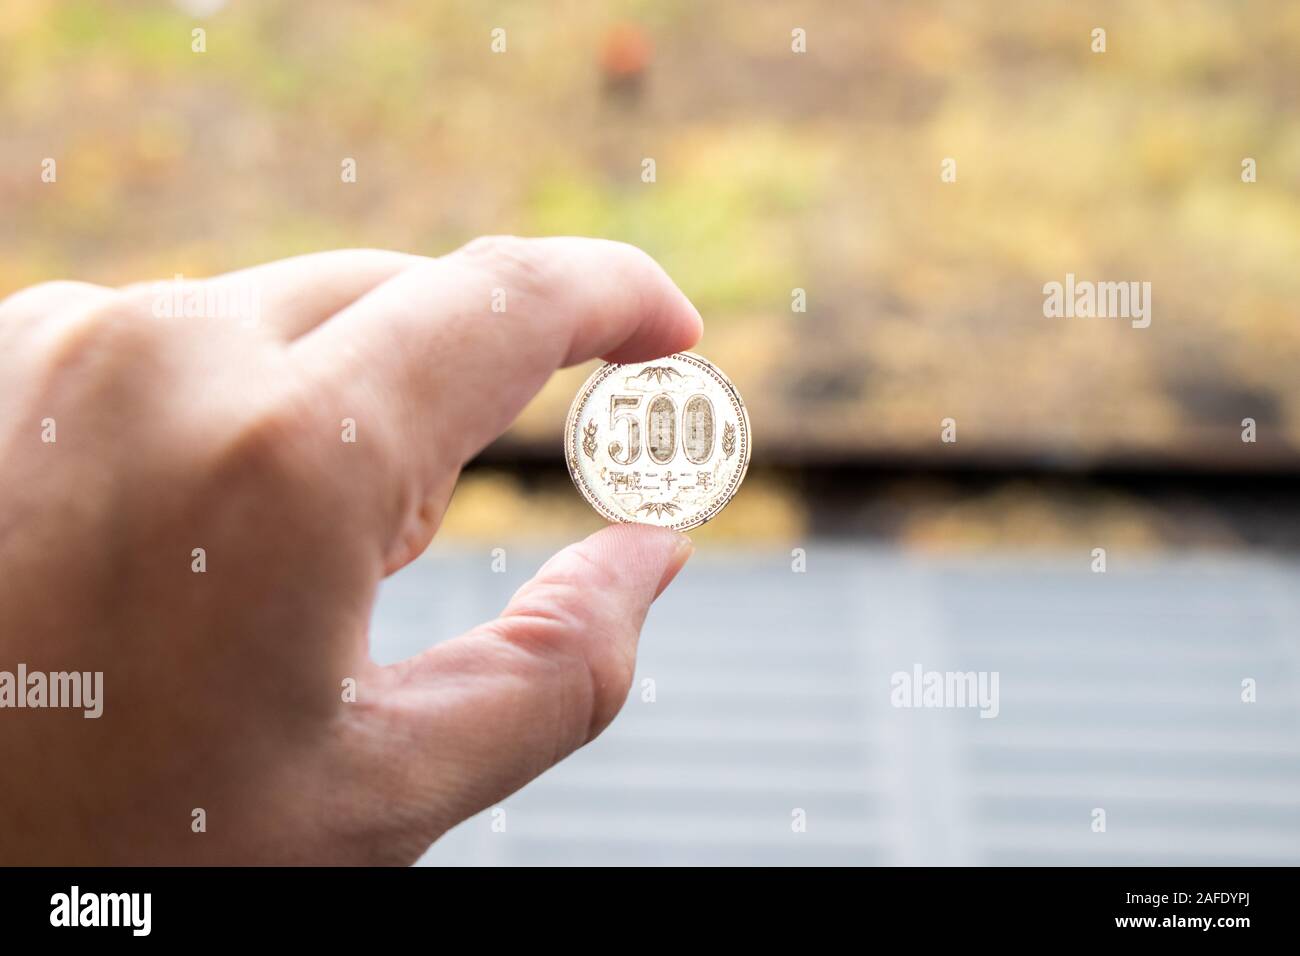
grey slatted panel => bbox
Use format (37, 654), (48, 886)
(362, 545), (1300, 866)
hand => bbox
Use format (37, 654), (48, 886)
(0, 237), (700, 864)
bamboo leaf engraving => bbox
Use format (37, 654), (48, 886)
(722, 422), (736, 459)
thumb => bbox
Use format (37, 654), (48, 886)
(362, 523), (693, 852)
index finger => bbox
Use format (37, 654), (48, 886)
(292, 236), (703, 468)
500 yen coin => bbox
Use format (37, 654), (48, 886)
(564, 351), (751, 531)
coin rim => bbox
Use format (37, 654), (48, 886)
(563, 350), (753, 532)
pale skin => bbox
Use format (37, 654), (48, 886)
(0, 237), (700, 864)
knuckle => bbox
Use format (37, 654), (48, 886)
(210, 377), (355, 487)
(592, 238), (660, 282)
(201, 406), (314, 512)
(193, 387), (365, 539)
(36, 290), (150, 370)
(85, 288), (156, 335)
(218, 402), (307, 477)
(453, 234), (551, 294)
(608, 238), (656, 269)
(497, 581), (638, 737)
(0, 283), (114, 354)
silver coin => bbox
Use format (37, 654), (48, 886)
(564, 351), (752, 531)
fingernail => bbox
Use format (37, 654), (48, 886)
(654, 533), (694, 598)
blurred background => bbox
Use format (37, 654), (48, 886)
(2, 0), (1298, 864)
